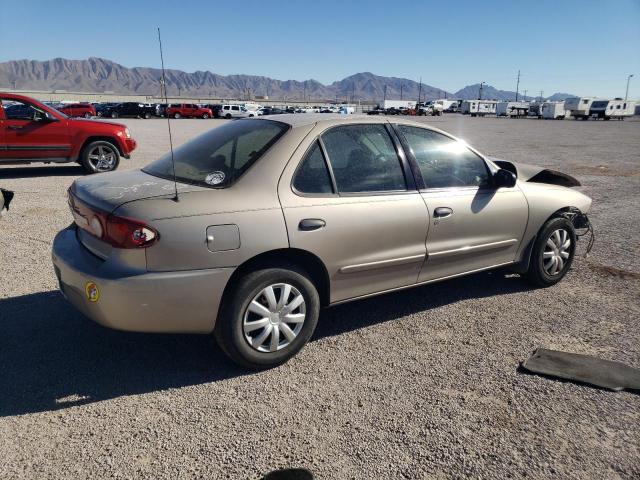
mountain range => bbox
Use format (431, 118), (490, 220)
(0, 57), (576, 102)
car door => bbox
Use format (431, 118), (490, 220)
(279, 122), (429, 303)
(0, 97), (71, 161)
(394, 124), (528, 282)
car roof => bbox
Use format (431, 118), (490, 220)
(258, 113), (431, 130)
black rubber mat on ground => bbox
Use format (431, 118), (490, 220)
(521, 348), (640, 392)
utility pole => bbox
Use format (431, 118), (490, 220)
(523, 89), (527, 100)
(383, 84), (387, 104)
(417, 77), (423, 106)
(400, 84), (403, 100)
(479, 81), (485, 100)
(515, 70), (520, 101)
(625, 74), (634, 102)
(539, 90), (544, 102)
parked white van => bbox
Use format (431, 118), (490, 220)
(220, 104), (254, 119)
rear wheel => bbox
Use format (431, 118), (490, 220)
(173, 113), (181, 119)
(144, 112), (151, 119)
(225, 113), (232, 119)
(202, 113), (209, 119)
(214, 267), (320, 369)
(81, 140), (120, 174)
(83, 112), (92, 118)
(526, 217), (576, 287)
(110, 112), (118, 118)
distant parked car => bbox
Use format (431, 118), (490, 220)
(203, 104), (224, 118)
(260, 107), (285, 115)
(166, 103), (213, 119)
(57, 103), (96, 118)
(220, 104), (252, 119)
(1, 188), (13, 217)
(95, 102), (119, 117)
(0, 92), (137, 173)
(101, 102), (157, 119)
(154, 103), (168, 117)
(366, 107), (386, 115)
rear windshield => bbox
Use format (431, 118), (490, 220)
(143, 119), (288, 188)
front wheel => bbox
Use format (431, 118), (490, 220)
(214, 267), (320, 369)
(526, 217), (577, 287)
(84, 112), (92, 118)
(202, 113), (209, 119)
(173, 113), (181, 119)
(111, 112), (118, 118)
(81, 140), (121, 174)
(144, 112), (151, 119)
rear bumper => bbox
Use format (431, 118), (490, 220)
(51, 226), (234, 333)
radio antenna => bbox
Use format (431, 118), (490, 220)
(157, 27), (179, 202)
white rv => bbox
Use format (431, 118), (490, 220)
(496, 101), (530, 117)
(589, 99), (636, 120)
(541, 102), (567, 119)
(434, 99), (458, 111)
(379, 100), (417, 110)
(460, 100), (497, 116)
(564, 97), (597, 120)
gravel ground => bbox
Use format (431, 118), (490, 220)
(1, 115), (639, 479)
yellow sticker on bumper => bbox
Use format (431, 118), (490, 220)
(85, 282), (100, 303)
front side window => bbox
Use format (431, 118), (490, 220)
(321, 124), (406, 193)
(398, 125), (490, 189)
(292, 141), (333, 194)
(143, 119), (288, 188)
(1, 99), (48, 121)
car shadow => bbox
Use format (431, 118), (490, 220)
(0, 270), (529, 417)
(0, 165), (85, 179)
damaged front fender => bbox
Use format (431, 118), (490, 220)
(489, 157), (581, 188)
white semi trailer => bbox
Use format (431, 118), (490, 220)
(541, 102), (567, 119)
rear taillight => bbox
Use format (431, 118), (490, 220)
(68, 189), (158, 249)
(105, 215), (158, 248)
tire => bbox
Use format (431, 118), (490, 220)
(84, 112), (91, 118)
(173, 113), (181, 119)
(111, 112), (118, 118)
(202, 113), (209, 119)
(144, 112), (151, 119)
(214, 267), (320, 369)
(80, 140), (121, 174)
(526, 216), (577, 287)
(225, 113), (232, 119)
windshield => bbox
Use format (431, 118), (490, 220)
(143, 119), (288, 188)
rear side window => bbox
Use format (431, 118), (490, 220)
(143, 119), (288, 188)
(398, 125), (490, 189)
(321, 124), (406, 193)
(293, 142), (333, 194)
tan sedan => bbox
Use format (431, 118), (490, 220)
(52, 115), (592, 368)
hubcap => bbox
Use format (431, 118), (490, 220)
(88, 146), (116, 172)
(543, 228), (571, 276)
(243, 283), (306, 353)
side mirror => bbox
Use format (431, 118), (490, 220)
(494, 168), (517, 188)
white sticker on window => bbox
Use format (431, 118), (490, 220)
(205, 171), (226, 185)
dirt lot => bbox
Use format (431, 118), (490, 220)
(1, 115), (639, 479)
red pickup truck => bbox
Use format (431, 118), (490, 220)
(165, 103), (213, 119)
(0, 93), (136, 173)
(57, 103), (97, 118)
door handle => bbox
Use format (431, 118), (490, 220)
(434, 207), (453, 218)
(8, 125), (24, 130)
(298, 218), (326, 231)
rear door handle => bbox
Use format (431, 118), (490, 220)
(434, 207), (453, 218)
(299, 218), (326, 231)
(8, 125), (24, 130)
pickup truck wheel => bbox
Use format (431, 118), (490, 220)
(81, 141), (120, 174)
(526, 217), (576, 287)
(110, 112), (118, 118)
(173, 113), (181, 119)
(144, 112), (151, 119)
(215, 267), (320, 369)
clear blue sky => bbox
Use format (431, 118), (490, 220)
(1, 0), (639, 97)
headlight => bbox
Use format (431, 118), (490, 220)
(124, 128), (131, 139)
